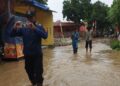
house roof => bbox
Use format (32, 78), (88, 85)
(15, 0), (56, 17)
(24, 0), (49, 11)
(54, 20), (76, 27)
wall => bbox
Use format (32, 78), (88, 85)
(14, 5), (54, 45)
(36, 9), (54, 45)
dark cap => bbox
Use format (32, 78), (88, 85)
(26, 10), (36, 19)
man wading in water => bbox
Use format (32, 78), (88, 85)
(11, 12), (48, 86)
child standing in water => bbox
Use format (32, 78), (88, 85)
(71, 28), (80, 54)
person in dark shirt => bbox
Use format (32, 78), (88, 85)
(11, 15), (48, 86)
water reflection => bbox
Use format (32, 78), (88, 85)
(44, 40), (120, 86)
(0, 39), (120, 86)
(84, 53), (93, 65)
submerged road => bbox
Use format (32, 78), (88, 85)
(0, 39), (120, 86)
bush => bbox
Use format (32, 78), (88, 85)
(110, 40), (120, 50)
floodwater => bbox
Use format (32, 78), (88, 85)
(0, 39), (120, 86)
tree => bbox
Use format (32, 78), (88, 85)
(91, 1), (110, 34)
(63, 0), (92, 23)
(108, 0), (120, 30)
(108, 0), (119, 24)
(36, 0), (47, 4)
(63, 0), (110, 36)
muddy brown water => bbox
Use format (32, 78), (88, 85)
(0, 39), (120, 86)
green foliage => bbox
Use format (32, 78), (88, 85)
(91, 1), (108, 22)
(36, 0), (47, 4)
(63, 0), (92, 23)
(110, 40), (120, 50)
(63, 0), (110, 33)
(108, 0), (120, 25)
(91, 1), (110, 33)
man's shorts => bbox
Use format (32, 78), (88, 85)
(85, 40), (92, 49)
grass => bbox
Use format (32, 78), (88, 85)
(110, 40), (120, 50)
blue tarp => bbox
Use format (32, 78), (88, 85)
(4, 16), (16, 44)
(24, 0), (49, 11)
(4, 16), (24, 44)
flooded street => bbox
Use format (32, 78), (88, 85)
(0, 39), (120, 86)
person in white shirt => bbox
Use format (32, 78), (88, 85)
(85, 25), (93, 53)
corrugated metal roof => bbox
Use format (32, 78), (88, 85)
(24, 0), (49, 11)
(54, 20), (76, 27)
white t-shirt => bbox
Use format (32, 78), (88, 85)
(85, 30), (93, 41)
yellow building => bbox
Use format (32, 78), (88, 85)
(14, 0), (54, 46)
(3, 0), (54, 59)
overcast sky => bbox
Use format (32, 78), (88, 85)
(47, 0), (113, 21)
